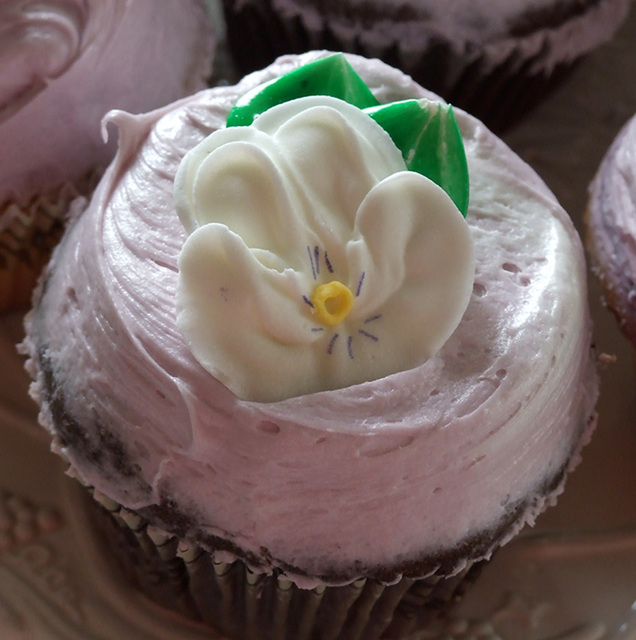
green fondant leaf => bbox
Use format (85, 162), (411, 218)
(227, 53), (380, 127)
(364, 100), (470, 216)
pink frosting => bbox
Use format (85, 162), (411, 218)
(0, 0), (214, 213)
(587, 112), (636, 344)
(24, 52), (598, 587)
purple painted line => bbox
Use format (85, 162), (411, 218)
(356, 272), (366, 297)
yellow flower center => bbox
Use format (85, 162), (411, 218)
(311, 281), (354, 326)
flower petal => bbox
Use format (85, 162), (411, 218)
(255, 97), (406, 265)
(349, 171), (474, 368)
(175, 127), (313, 269)
(177, 223), (322, 400)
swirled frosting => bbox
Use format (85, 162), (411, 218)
(587, 112), (636, 344)
(174, 95), (474, 401)
(0, 0), (85, 123)
(0, 0), (214, 213)
(24, 52), (598, 587)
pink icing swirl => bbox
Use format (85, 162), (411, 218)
(0, 0), (214, 209)
(0, 1), (91, 123)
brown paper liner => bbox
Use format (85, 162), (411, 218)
(90, 491), (482, 640)
(0, 174), (99, 314)
(221, 0), (583, 133)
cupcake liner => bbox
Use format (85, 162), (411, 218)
(221, 0), (613, 132)
(0, 177), (96, 313)
(89, 490), (482, 640)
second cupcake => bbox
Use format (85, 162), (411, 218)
(222, 0), (631, 132)
(0, 0), (215, 313)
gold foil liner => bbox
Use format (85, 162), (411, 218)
(0, 175), (97, 313)
(90, 492), (481, 640)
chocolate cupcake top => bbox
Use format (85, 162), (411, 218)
(275, 0), (629, 54)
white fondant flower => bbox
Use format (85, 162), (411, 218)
(174, 96), (474, 402)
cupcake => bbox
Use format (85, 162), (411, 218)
(0, 0), (215, 314)
(22, 51), (598, 640)
(221, 0), (630, 132)
(586, 112), (636, 349)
